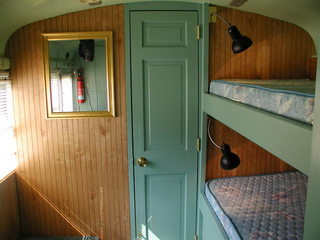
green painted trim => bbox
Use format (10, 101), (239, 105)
(125, 2), (204, 239)
(124, 4), (136, 240)
(196, 6), (229, 238)
(197, 5), (209, 192)
(196, 2), (210, 236)
(198, 193), (229, 240)
(0, 57), (9, 70)
(203, 93), (312, 175)
(124, 1), (198, 11)
(303, 46), (320, 239)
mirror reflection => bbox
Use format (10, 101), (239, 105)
(42, 32), (114, 118)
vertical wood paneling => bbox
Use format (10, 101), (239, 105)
(16, 173), (83, 237)
(309, 56), (318, 80)
(210, 7), (316, 80)
(207, 7), (315, 180)
(0, 173), (21, 240)
(206, 119), (296, 180)
(7, 5), (129, 240)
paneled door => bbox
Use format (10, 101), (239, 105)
(130, 11), (199, 240)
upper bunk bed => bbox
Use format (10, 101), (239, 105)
(210, 79), (315, 124)
(203, 78), (314, 175)
(198, 4), (316, 240)
(202, 3), (317, 176)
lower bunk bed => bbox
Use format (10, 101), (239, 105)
(199, 79), (313, 239)
(205, 171), (307, 240)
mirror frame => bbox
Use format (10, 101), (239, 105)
(42, 31), (115, 119)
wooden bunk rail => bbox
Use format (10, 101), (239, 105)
(203, 93), (312, 175)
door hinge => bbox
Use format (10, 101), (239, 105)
(196, 138), (201, 152)
(193, 235), (199, 240)
(196, 25), (200, 40)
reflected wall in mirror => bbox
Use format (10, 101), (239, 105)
(42, 32), (115, 118)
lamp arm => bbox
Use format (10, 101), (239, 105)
(207, 118), (222, 149)
(211, 13), (232, 27)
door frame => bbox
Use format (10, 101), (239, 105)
(125, 2), (209, 239)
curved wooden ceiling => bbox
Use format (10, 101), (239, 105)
(213, 0), (320, 50)
(0, 0), (319, 56)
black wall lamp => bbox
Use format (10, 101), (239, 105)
(207, 118), (240, 170)
(211, 10), (253, 54)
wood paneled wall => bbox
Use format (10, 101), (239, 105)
(309, 56), (318, 80)
(206, 119), (296, 179)
(16, 173), (83, 237)
(0, 173), (21, 240)
(207, 7), (315, 180)
(210, 7), (316, 80)
(6, 5), (129, 240)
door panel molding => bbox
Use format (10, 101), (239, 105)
(131, 10), (198, 240)
(143, 21), (187, 47)
(143, 59), (186, 151)
(125, 3), (207, 240)
(145, 174), (186, 240)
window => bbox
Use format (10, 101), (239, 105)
(50, 72), (74, 112)
(0, 75), (17, 180)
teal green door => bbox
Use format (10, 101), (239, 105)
(130, 11), (199, 240)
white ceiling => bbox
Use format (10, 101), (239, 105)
(0, 0), (319, 56)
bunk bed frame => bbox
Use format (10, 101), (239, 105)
(203, 93), (312, 174)
(197, 4), (318, 239)
(196, 6), (231, 238)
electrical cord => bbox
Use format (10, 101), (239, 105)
(207, 118), (222, 149)
(210, 12), (232, 26)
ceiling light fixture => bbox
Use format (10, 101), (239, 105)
(79, 0), (102, 6)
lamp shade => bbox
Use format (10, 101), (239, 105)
(220, 143), (240, 170)
(228, 25), (252, 54)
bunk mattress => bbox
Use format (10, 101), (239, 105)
(205, 171), (307, 240)
(209, 79), (315, 124)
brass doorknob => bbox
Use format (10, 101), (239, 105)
(137, 157), (148, 167)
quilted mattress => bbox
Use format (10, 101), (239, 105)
(209, 79), (315, 124)
(205, 171), (307, 240)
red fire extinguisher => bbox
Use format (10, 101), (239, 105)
(77, 70), (85, 103)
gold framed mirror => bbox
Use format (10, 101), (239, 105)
(42, 31), (115, 118)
